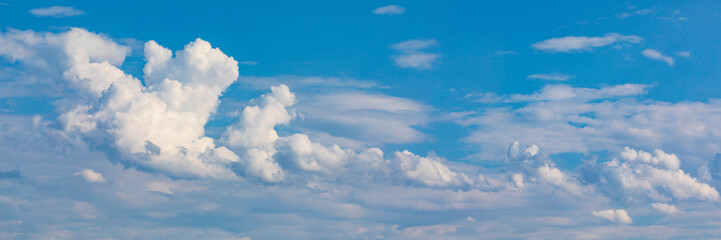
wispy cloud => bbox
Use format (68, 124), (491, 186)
(642, 49), (674, 66)
(239, 60), (257, 65)
(495, 50), (518, 55)
(29, 6), (84, 17)
(527, 73), (573, 81)
(373, 5), (405, 15)
(531, 33), (642, 53)
(390, 39), (440, 70)
(674, 51), (691, 58)
(616, 8), (655, 19)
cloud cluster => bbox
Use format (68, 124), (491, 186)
(595, 147), (719, 202)
(531, 33), (642, 53)
(1, 28), (240, 179)
(457, 83), (721, 169)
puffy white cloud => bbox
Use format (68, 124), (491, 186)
(393, 150), (473, 187)
(373, 5), (406, 15)
(620, 147), (680, 170)
(651, 202), (679, 214)
(0, 28), (240, 179)
(527, 73), (573, 81)
(601, 147), (719, 202)
(531, 33), (642, 53)
(0, 28), (129, 71)
(73, 169), (106, 183)
(29, 6), (84, 17)
(390, 39), (440, 70)
(224, 84), (295, 182)
(592, 209), (632, 224)
(642, 49), (675, 66)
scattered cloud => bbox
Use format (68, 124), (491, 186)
(495, 50), (518, 55)
(239, 60), (257, 65)
(390, 39), (440, 69)
(531, 33), (642, 53)
(373, 5), (405, 15)
(642, 49), (674, 66)
(674, 51), (691, 58)
(651, 203), (680, 214)
(616, 8), (655, 19)
(592, 209), (633, 224)
(467, 83), (649, 103)
(527, 73), (574, 81)
(29, 6), (84, 17)
(73, 169), (106, 183)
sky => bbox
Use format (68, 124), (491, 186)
(1, 0), (721, 239)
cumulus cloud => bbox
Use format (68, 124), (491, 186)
(527, 73), (574, 81)
(390, 39), (440, 70)
(393, 150), (473, 187)
(506, 141), (585, 195)
(0, 28), (240, 179)
(651, 202), (679, 214)
(29, 6), (84, 17)
(642, 49), (675, 66)
(373, 5), (405, 15)
(592, 209), (632, 224)
(73, 169), (106, 183)
(531, 33), (642, 53)
(599, 147), (719, 202)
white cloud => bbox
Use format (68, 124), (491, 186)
(392, 53), (440, 70)
(537, 165), (584, 196)
(531, 33), (642, 53)
(390, 39), (440, 70)
(651, 203), (679, 214)
(456, 83), (721, 170)
(238, 60), (257, 65)
(469, 83), (649, 103)
(527, 73), (574, 81)
(296, 92), (431, 145)
(592, 209), (632, 224)
(393, 150), (473, 187)
(0, 28), (240, 179)
(616, 8), (655, 19)
(73, 169), (106, 183)
(29, 6), (84, 17)
(642, 49), (675, 66)
(373, 5), (405, 15)
(601, 147), (719, 202)
(495, 50), (518, 55)
(674, 51), (691, 58)
(147, 182), (173, 195)
(236, 75), (378, 90)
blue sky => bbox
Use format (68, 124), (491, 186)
(2, 1), (721, 239)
